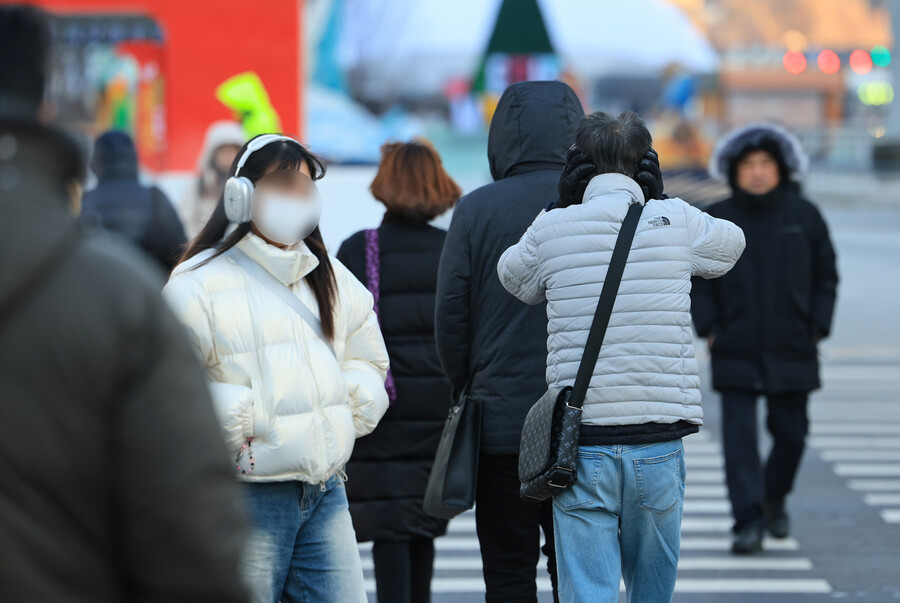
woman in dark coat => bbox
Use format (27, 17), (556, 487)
(338, 140), (461, 603)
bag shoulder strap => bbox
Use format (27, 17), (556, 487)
(569, 202), (644, 409)
(363, 228), (398, 403)
(227, 247), (336, 357)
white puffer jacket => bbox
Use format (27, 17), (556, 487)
(164, 233), (389, 483)
(498, 174), (745, 427)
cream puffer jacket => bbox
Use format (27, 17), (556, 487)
(498, 173), (745, 427)
(164, 233), (389, 483)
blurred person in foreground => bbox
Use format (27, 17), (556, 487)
(498, 111), (745, 603)
(338, 140), (461, 603)
(0, 5), (247, 602)
(165, 133), (390, 603)
(82, 130), (187, 271)
(692, 123), (838, 554)
(181, 120), (246, 236)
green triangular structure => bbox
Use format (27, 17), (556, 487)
(472, 0), (555, 93)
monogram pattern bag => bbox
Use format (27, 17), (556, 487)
(519, 202), (644, 503)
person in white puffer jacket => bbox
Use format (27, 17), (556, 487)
(164, 134), (389, 603)
(498, 111), (745, 603)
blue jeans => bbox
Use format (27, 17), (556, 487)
(242, 476), (366, 603)
(552, 439), (686, 603)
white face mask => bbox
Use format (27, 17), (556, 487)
(252, 192), (322, 246)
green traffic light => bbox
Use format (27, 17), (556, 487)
(872, 45), (891, 68)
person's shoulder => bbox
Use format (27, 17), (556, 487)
(337, 229), (367, 257)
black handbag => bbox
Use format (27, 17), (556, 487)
(423, 392), (483, 519)
(519, 202), (644, 503)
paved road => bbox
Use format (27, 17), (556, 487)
(360, 207), (900, 602)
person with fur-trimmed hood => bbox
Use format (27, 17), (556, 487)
(691, 123), (838, 554)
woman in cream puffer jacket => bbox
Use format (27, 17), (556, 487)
(164, 135), (388, 603)
(165, 231), (389, 484)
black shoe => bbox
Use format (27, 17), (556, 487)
(731, 524), (764, 555)
(765, 500), (790, 539)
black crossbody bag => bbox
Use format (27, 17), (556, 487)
(518, 202), (644, 503)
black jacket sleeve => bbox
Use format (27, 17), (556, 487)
(115, 291), (248, 602)
(145, 187), (188, 271)
(435, 204), (472, 395)
(809, 205), (838, 338)
(691, 274), (720, 337)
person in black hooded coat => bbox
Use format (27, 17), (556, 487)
(82, 130), (186, 271)
(434, 81), (583, 602)
(691, 123), (838, 554)
(338, 140), (461, 603)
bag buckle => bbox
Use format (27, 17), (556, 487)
(548, 467), (574, 488)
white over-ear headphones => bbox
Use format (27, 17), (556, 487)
(223, 134), (304, 224)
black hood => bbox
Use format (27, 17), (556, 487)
(91, 130), (138, 183)
(487, 80), (584, 181)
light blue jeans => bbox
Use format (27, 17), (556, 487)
(552, 439), (686, 603)
(242, 476), (366, 603)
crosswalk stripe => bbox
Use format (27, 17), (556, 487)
(685, 470), (726, 483)
(808, 437), (900, 448)
(811, 424), (900, 435)
(444, 516), (734, 533)
(683, 500), (731, 513)
(848, 479), (900, 491)
(675, 557), (812, 570)
(881, 509), (900, 523)
(673, 579), (832, 594)
(833, 463), (900, 477)
(863, 493), (900, 505)
(681, 517), (732, 531)
(680, 537), (799, 551)
(819, 449), (900, 462)
(359, 555), (815, 572)
(685, 457), (725, 468)
(365, 577), (831, 594)
(685, 484), (729, 497)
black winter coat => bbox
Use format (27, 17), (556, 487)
(82, 131), (186, 271)
(435, 81), (584, 455)
(338, 218), (451, 542)
(691, 187), (838, 393)
(0, 120), (247, 602)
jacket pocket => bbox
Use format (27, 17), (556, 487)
(634, 448), (685, 514)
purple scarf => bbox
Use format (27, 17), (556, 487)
(364, 229), (398, 405)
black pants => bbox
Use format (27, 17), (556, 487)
(720, 390), (810, 531)
(475, 454), (558, 603)
(372, 538), (435, 603)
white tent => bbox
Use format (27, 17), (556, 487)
(335, 0), (718, 99)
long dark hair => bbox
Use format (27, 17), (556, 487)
(179, 136), (338, 339)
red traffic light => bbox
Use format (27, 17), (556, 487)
(817, 49), (841, 74)
(783, 51), (807, 75)
(850, 50), (873, 75)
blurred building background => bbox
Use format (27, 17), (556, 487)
(21, 0), (899, 239)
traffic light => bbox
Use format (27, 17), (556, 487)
(858, 82), (894, 106)
(850, 50), (874, 75)
(783, 51), (807, 75)
(872, 45), (892, 68)
(817, 50), (841, 75)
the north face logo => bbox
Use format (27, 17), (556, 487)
(648, 216), (671, 227)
